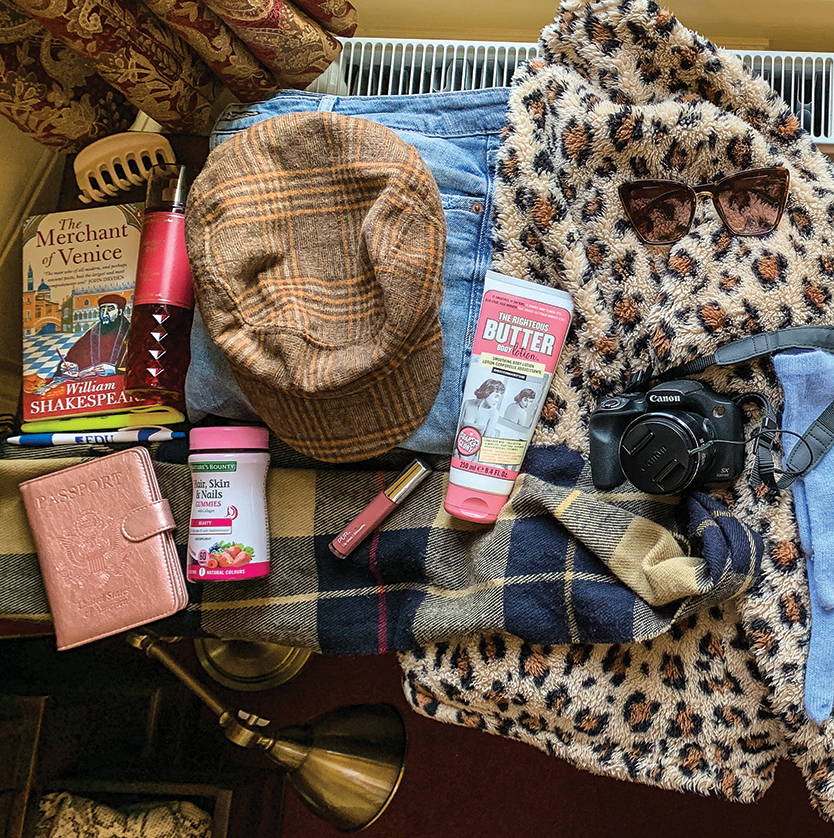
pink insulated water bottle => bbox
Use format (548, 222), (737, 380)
(124, 164), (194, 403)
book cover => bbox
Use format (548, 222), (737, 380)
(21, 203), (184, 426)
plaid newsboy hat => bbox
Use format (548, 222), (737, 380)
(185, 111), (446, 462)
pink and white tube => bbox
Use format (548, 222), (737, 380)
(444, 270), (573, 524)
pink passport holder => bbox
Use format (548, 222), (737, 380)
(19, 446), (187, 650)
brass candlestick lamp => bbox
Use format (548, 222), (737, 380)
(126, 632), (407, 832)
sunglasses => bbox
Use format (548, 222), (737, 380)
(618, 167), (790, 245)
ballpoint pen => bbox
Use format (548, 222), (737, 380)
(5, 429), (186, 446)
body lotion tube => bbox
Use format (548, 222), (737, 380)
(444, 270), (573, 523)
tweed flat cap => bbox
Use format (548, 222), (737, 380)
(185, 111), (446, 462)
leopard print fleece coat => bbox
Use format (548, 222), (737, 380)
(400, 0), (834, 819)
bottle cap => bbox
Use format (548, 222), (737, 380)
(443, 482), (506, 523)
(190, 425), (270, 451)
(146, 163), (189, 213)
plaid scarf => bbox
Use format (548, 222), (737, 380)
(1, 439), (759, 653)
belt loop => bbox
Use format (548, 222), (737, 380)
(318, 95), (338, 112)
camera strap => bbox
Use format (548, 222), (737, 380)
(659, 326), (834, 376)
(633, 326), (834, 489)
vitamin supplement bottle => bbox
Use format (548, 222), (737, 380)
(124, 163), (194, 404)
(187, 425), (270, 582)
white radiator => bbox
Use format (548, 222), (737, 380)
(309, 37), (834, 152)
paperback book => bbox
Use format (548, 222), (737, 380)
(21, 202), (184, 430)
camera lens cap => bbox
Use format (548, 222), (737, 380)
(619, 414), (705, 494)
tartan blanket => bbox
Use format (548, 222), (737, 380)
(1, 438), (761, 654)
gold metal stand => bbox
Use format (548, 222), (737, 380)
(126, 632), (406, 832)
(194, 638), (311, 691)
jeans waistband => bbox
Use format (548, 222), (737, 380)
(213, 87), (511, 142)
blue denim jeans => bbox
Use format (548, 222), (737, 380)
(186, 86), (510, 455)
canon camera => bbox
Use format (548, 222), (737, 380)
(589, 379), (745, 494)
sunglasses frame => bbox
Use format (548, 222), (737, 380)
(618, 166), (790, 246)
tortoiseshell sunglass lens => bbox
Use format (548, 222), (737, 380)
(618, 180), (696, 244)
(713, 167), (790, 236)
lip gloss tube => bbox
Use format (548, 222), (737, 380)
(329, 459), (432, 559)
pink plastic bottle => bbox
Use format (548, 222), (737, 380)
(444, 270), (573, 523)
(124, 164), (194, 403)
(187, 426), (271, 582)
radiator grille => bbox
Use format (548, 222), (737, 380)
(737, 51), (834, 143)
(308, 37), (834, 148)
(308, 38), (538, 96)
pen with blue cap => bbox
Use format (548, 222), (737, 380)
(6, 429), (186, 446)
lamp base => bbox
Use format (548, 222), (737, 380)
(194, 638), (311, 691)
(128, 633), (406, 832)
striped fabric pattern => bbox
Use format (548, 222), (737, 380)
(185, 112), (446, 463)
(0, 441), (762, 654)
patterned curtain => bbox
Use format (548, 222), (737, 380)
(0, 0), (356, 151)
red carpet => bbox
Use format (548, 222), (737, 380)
(207, 647), (834, 838)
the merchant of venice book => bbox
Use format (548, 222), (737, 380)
(21, 202), (184, 430)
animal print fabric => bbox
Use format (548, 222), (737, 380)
(400, 0), (834, 818)
(35, 792), (212, 838)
